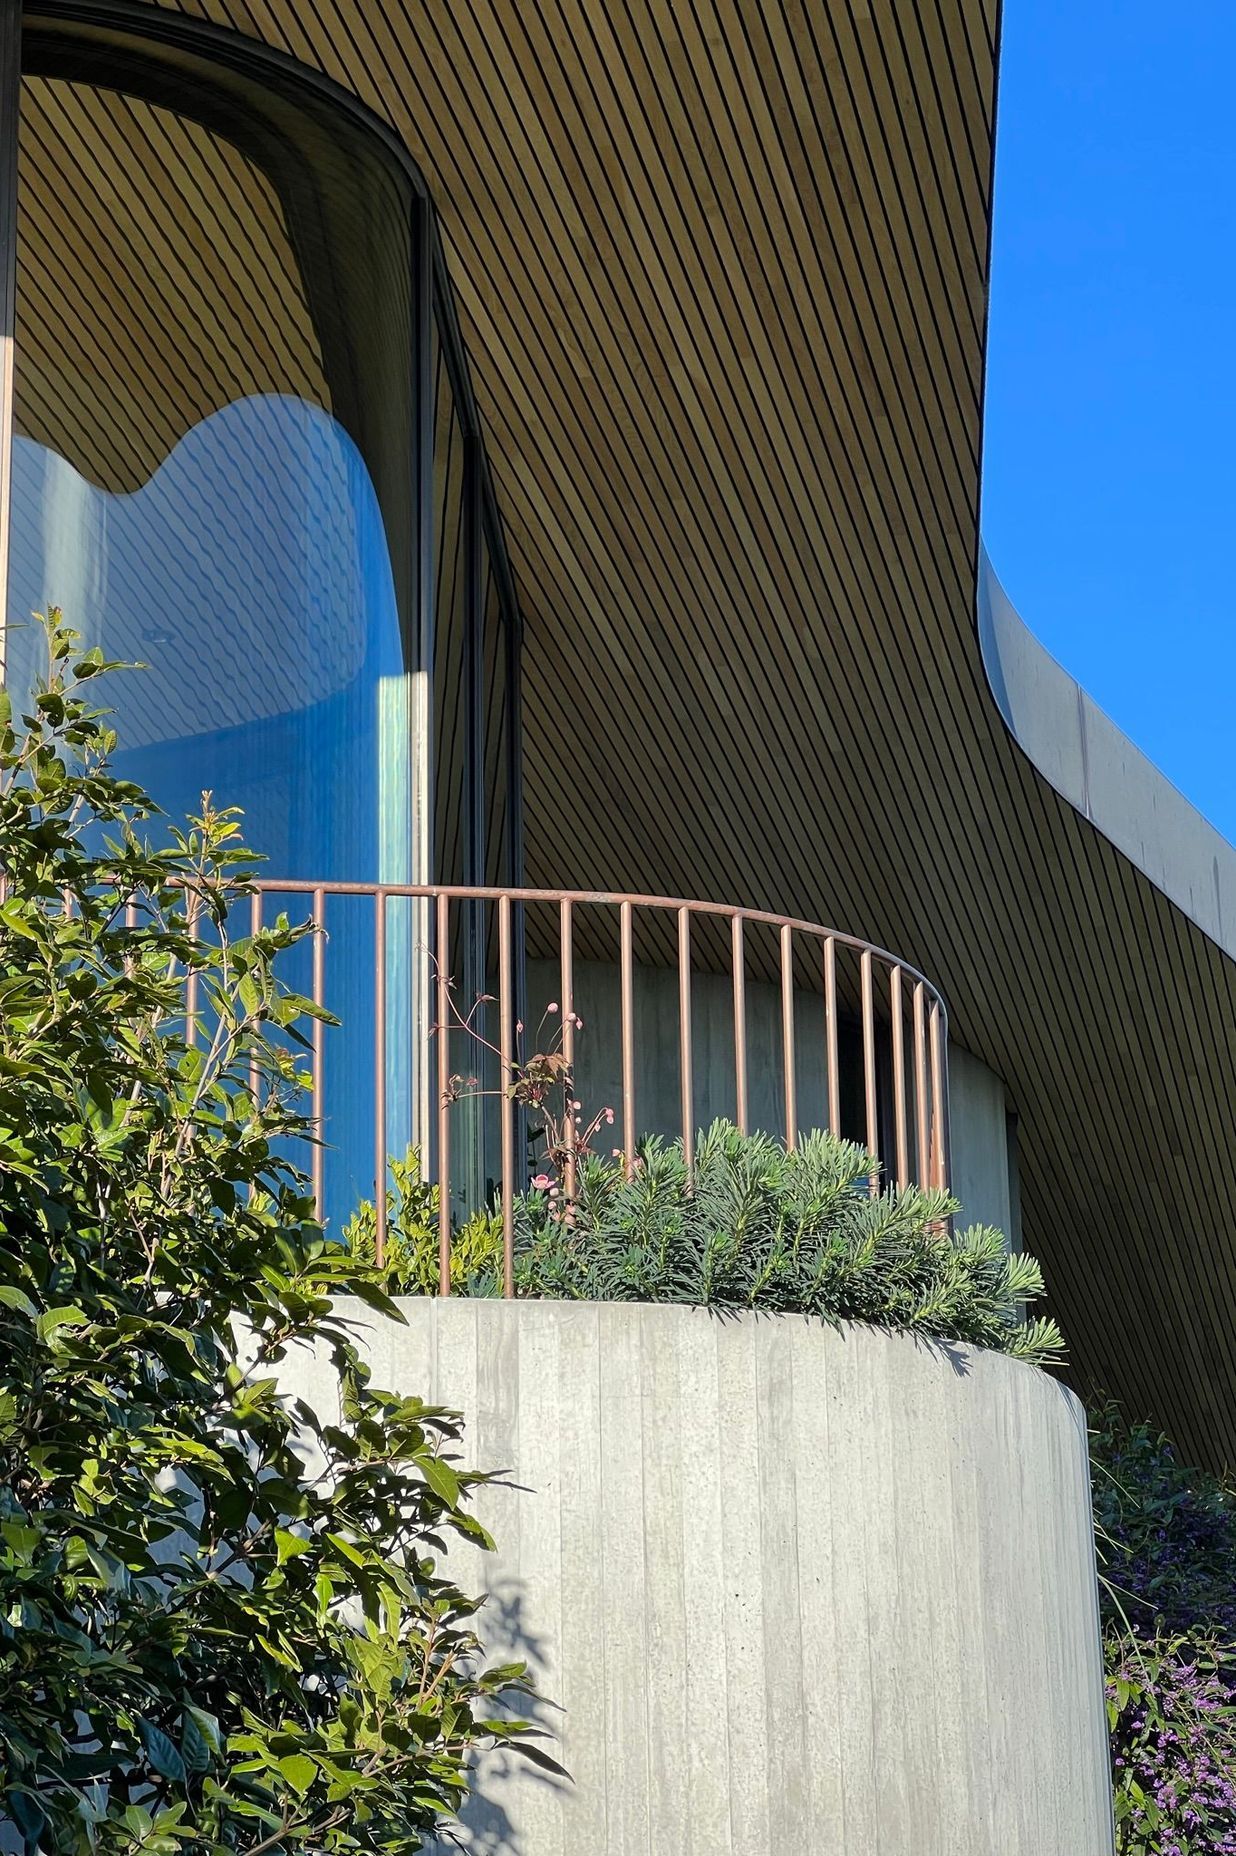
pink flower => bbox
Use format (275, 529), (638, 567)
(604, 1107), (615, 1125)
(531, 1172), (553, 1191)
(546, 1001), (558, 1013)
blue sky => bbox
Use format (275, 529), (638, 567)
(981, 0), (1236, 840)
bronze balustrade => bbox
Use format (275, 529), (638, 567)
(239, 882), (952, 1296)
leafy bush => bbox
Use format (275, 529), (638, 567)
(1094, 1409), (1236, 1853)
(343, 1153), (503, 1297)
(0, 615), (548, 1854)
(359, 1124), (1062, 1365)
(1096, 1409), (1236, 1638)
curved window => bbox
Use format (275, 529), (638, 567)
(10, 63), (414, 888)
(3, 8), (522, 1224)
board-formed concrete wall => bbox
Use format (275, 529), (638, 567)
(284, 1301), (1114, 1856)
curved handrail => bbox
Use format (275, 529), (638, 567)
(249, 878), (950, 1016)
(245, 881), (952, 1293)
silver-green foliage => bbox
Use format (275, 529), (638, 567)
(449, 1122), (1061, 1364)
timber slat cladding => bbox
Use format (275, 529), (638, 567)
(16, 76), (326, 487)
(45, 0), (1236, 1462)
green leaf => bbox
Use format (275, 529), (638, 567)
(139, 1717), (188, 1784)
(325, 1531), (365, 1568)
(508, 1740), (570, 1778)
(420, 1454), (461, 1507)
(277, 1752), (317, 1795)
(181, 1705), (220, 1774)
(1, 1519), (41, 1561)
(9, 1787), (47, 1853)
(275, 1526), (312, 1565)
(256, 1633), (300, 1671)
(35, 1304), (90, 1341)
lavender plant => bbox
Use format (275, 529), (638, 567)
(1108, 1640), (1236, 1854)
(1095, 1409), (1236, 1853)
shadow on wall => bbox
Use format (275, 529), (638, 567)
(432, 1577), (569, 1855)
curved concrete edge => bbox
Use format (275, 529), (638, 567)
(978, 546), (1236, 956)
(282, 1299), (1116, 1855)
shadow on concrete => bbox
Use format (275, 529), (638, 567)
(433, 1575), (569, 1855)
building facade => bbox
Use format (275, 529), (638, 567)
(1, 1), (1231, 1845)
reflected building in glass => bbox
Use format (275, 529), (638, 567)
(3, 21), (521, 1225)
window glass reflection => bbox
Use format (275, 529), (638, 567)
(8, 73), (418, 1229)
(9, 397), (407, 885)
(9, 78), (410, 887)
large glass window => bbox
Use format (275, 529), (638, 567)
(9, 75), (411, 888)
(4, 10), (522, 1227)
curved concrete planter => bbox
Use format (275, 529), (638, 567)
(294, 1300), (1113, 1855)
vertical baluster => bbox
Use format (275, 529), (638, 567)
(620, 900), (636, 1179)
(121, 893), (137, 984)
(436, 892), (452, 1295)
(499, 893), (515, 1296)
(185, 889), (201, 1051)
(374, 892), (388, 1269)
(824, 935), (840, 1136)
(890, 965), (909, 1190)
(780, 923), (797, 1149)
(861, 948), (878, 1194)
(913, 981), (929, 1190)
(249, 889), (263, 1109)
(938, 1022), (953, 1198)
(560, 898), (576, 1199)
(310, 889), (325, 1224)
(678, 907), (694, 1178)
(732, 914), (748, 1134)
(929, 1000), (947, 1193)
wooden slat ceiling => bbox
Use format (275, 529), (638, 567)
(16, 76), (328, 488)
(74, 0), (1236, 1466)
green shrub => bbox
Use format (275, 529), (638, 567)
(0, 614), (550, 1855)
(363, 1124), (1062, 1365)
(343, 1153), (503, 1295)
(1094, 1407), (1236, 1636)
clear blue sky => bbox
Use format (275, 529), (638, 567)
(981, 0), (1236, 840)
